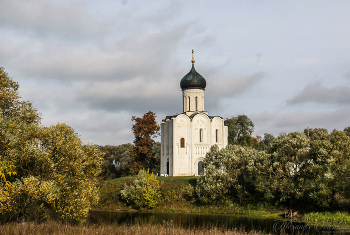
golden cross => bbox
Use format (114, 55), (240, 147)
(191, 49), (195, 64)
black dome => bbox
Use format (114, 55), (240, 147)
(180, 64), (206, 90)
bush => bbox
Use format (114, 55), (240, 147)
(121, 169), (160, 209)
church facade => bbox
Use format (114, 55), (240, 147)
(160, 52), (228, 176)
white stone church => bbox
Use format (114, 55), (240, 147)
(160, 51), (228, 176)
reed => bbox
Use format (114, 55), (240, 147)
(0, 221), (271, 235)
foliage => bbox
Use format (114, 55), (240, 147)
(151, 142), (161, 175)
(304, 129), (350, 207)
(194, 145), (267, 205)
(195, 129), (350, 210)
(0, 67), (41, 124)
(257, 133), (275, 151)
(160, 183), (188, 203)
(98, 144), (133, 179)
(225, 115), (254, 146)
(121, 169), (160, 209)
(98, 145), (118, 180)
(115, 143), (133, 177)
(255, 132), (310, 208)
(343, 127), (350, 137)
(0, 67), (103, 223)
(303, 211), (350, 224)
(130, 111), (160, 174)
(0, 160), (16, 209)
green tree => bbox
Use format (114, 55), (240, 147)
(130, 111), (160, 174)
(194, 145), (266, 205)
(343, 127), (350, 137)
(115, 143), (133, 177)
(257, 133), (275, 151)
(151, 142), (161, 175)
(0, 67), (40, 124)
(0, 67), (103, 222)
(120, 169), (160, 208)
(305, 129), (350, 207)
(225, 115), (254, 146)
(98, 145), (118, 180)
(255, 132), (310, 210)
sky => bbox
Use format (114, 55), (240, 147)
(1, 0), (350, 146)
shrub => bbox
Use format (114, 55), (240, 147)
(121, 169), (160, 209)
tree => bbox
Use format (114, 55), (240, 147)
(304, 129), (350, 207)
(255, 132), (310, 210)
(343, 127), (350, 137)
(151, 142), (161, 175)
(0, 67), (40, 124)
(121, 169), (160, 209)
(257, 133), (275, 151)
(114, 143), (133, 177)
(0, 67), (103, 222)
(194, 145), (267, 205)
(130, 111), (160, 174)
(98, 145), (118, 180)
(225, 115), (254, 146)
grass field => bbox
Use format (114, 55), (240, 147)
(0, 221), (271, 235)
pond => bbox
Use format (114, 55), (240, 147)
(88, 210), (348, 234)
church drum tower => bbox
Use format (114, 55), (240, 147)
(160, 50), (228, 176)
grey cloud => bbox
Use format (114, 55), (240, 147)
(41, 111), (134, 145)
(208, 72), (264, 97)
(0, 0), (108, 40)
(14, 24), (189, 82)
(287, 81), (350, 105)
(251, 106), (350, 137)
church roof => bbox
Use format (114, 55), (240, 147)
(180, 64), (206, 90)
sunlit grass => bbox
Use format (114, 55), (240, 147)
(0, 221), (271, 235)
(110, 176), (135, 184)
(303, 212), (350, 224)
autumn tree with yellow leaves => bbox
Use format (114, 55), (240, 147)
(0, 67), (103, 222)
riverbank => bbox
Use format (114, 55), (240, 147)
(0, 221), (270, 235)
(95, 176), (350, 225)
(96, 176), (283, 219)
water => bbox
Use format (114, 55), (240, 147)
(88, 210), (349, 234)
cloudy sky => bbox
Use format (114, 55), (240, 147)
(1, 0), (350, 145)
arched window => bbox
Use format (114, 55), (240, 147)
(198, 161), (204, 175)
(180, 138), (185, 148)
(195, 97), (198, 111)
(188, 97), (190, 111)
(199, 128), (203, 142)
(215, 129), (218, 142)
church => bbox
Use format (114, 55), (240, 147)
(160, 51), (228, 176)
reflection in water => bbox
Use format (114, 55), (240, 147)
(88, 210), (342, 234)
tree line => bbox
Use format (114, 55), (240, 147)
(192, 127), (350, 211)
(98, 111), (161, 180)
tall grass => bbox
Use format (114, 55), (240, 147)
(303, 212), (350, 224)
(0, 221), (272, 235)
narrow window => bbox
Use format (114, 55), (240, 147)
(199, 128), (203, 142)
(180, 138), (185, 148)
(198, 161), (203, 175)
(216, 129), (218, 142)
(188, 97), (190, 111)
(195, 97), (198, 111)
(166, 160), (169, 175)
